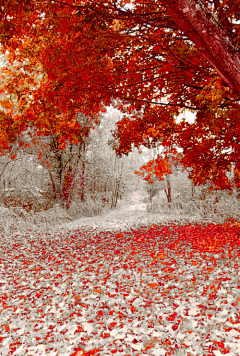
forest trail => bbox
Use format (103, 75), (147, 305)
(51, 190), (149, 233)
(52, 198), (201, 236)
(54, 201), (149, 234)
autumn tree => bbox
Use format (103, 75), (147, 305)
(0, 0), (240, 193)
(135, 145), (184, 206)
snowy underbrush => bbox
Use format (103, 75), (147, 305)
(68, 198), (109, 219)
(1, 191), (240, 239)
(0, 198), (111, 238)
(147, 192), (240, 224)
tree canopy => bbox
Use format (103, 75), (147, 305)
(0, 0), (240, 190)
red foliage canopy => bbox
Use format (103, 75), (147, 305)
(0, 0), (240, 190)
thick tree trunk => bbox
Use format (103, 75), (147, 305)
(63, 166), (76, 210)
(52, 151), (67, 208)
(48, 170), (57, 200)
(161, 0), (240, 94)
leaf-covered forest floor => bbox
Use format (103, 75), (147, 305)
(0, 202), (240, 356)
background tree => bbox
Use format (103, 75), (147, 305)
(0, 102), (147, 214)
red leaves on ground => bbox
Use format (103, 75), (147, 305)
(70, 349), (101, 356)
(0, 220), (240, 355)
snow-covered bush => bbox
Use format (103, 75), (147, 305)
(68, 197), (106, 219)
(215, 193), (240, 221)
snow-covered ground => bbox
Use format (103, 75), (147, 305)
(127, 202), (147, 211)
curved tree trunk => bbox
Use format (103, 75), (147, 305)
(161, 0), (240, 94)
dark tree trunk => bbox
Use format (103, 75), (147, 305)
(80, 160), (85, 202)
(111, 179), (120, 209)
(164, 175), (172, 207)
(192, 182), (195, 199)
